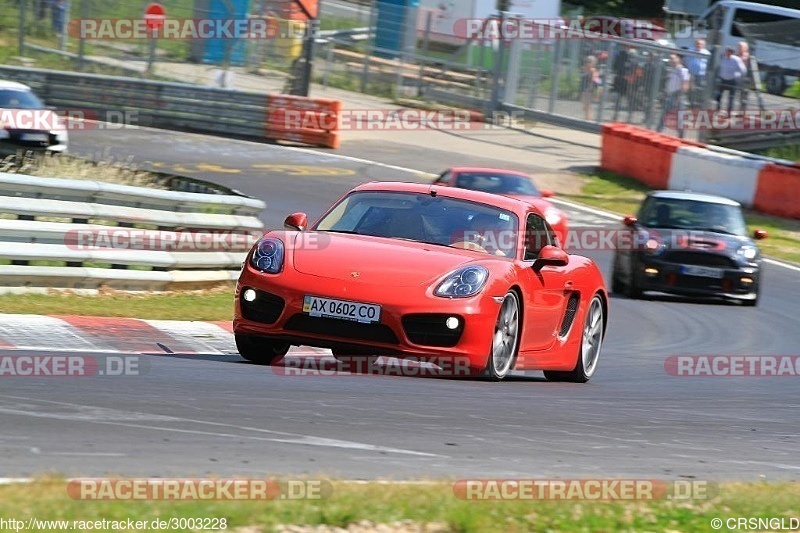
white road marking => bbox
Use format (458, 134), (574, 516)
(0, 395), (444, 458)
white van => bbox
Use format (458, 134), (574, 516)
(671, 1), (800, 94)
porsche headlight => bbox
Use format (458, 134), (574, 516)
(738, 245), (758, 260)
(435, 266), (489, 298)
(249, 238), (284, 273)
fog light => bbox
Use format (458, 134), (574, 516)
(243, 288), (257, 302)
(740, 277), (754, 285)
(644, 268), (659, 276)
(445, 317), (460, 330)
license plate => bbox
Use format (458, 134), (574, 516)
(303, 295), (381, 324)
(20, 133), (49, 142)
(681, 265), (724, 279)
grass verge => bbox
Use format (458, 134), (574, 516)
(563, 170), (800, 264)
(2, 152), (167, 189)
(0, 288), (234, 321)
(0, 479), (797, 532)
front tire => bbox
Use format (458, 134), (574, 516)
(610, 255), (624, 294)
(235, 333), (290, 365)
(624, 258), (642, 299)
(545, 295), (604, 383)
(481, 291), (521, 381)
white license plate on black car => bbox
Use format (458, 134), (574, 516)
(20, 133), (49, 142)
(681, 265), (724, 279)
(303, 295), (381, 324)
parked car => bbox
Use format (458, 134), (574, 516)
(234, 182), (608, 382)
(611, 191), (767, 306)
(0, 80), (68, 156)
(433, 167), (568, 245)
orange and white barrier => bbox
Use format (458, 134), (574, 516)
(265, 94), (342, 149)
(669, 146), (765, 206)
(601, 123), (799, 219)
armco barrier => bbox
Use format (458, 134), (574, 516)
(0, 66), (344, 150)
(0, 172), (265, 291)
(754, 164), (800, 219)
(668, 146), (765, 207)
(265, 94), (342, 149)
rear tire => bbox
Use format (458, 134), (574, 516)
(235, 334), (290, 365)
(545, 295), (604, 383)
(765, 71), (786, 95)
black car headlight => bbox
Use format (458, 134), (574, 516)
(435, 266), (489, 298)
(250, 238), (284, 274)
(737, 245), (758, 261)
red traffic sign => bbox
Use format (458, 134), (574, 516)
(144, 3), (166, 31)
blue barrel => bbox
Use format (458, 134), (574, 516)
(202, 0), (251, 65)
(374, 0), (419, 59)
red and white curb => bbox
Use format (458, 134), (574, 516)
(0, 314), (328, 356)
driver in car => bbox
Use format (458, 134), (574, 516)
(453, 214), (515, 257)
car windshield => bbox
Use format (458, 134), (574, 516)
(315, 191), (520, 257)
(639, 197), (748, 236)
(454, 172), (540, 196)
(0, 89), (44, 109)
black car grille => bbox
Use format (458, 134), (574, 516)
(558, 293), (580, 337)
(284, 314), (399, 344)
(661, 251), (737, 268)
(240, 289), (285, 324)
(402, 314), (464, 347)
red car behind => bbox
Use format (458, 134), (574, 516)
(433, 167), (569, 246)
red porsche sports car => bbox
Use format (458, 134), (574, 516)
(433, 167), (568, 244)
(234, 182), (607, 382)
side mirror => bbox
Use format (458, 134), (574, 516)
(533, 245), (569, 271)
(284, 212), (308, 231)
(753, 229), (768, 240)
(540, 189), (554, 198)
(623, 215), (638, 227)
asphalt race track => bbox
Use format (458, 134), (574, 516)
(0, 127), (797, 480)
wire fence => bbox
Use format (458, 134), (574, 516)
(4, 0), (796, 148)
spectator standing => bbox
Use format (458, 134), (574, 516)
(738, 41), (752, 111)
(658, 53), (690, 138)
(580, 55), (600, 120)
(612, 45), (634, 120)
(684, 39), (711, 108)
(716, 46), (746, 115)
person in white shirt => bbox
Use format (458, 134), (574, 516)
(658, 53), (691, 138)
(716, 46), (747, 114)
(738, 41), (752, 111)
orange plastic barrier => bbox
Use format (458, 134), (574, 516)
(265, 94), (342, 149)
(600, 124), (706, 190)
(754, 163), (800, 219)
(601, 124), (674, 189)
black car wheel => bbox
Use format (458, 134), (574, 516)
(624, 258), (643, 299)
(610, 255), (625, 294)
(235, 333), (290, 365)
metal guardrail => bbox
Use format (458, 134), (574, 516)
(0, 66), (269, 141)
(0, 172), (265, 291)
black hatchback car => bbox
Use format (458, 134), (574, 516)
(611, 191), (768, 306)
